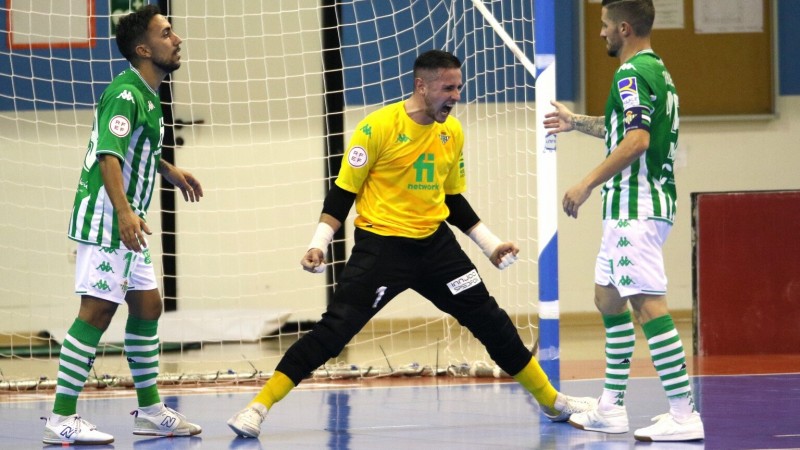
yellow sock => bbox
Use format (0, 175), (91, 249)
(513, 357), (558, 409)
(250, 371), (295, 410)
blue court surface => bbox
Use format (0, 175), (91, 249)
(2, 373), (799, 449)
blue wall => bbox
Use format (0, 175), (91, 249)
(0, 0), (129, 111)
(340, 0), (536, 105)
(1, 0), (795, 112)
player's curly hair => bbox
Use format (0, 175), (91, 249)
(115, 5), (162, 64)
(602, 0), (655, 37)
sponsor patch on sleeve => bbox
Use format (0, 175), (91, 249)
(446, 269), (482, 295)
(617, 76), (640, 110)
(108, 115), (131, 137)
(346, 146), (368, 168)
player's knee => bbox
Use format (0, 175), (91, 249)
(310, 302), (369, 356)
(459, 299), (515, 344)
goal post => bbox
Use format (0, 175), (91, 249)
(533, 0), (561, 386)
(0, 0), (558, 387)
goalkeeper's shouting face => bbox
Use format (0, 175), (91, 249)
(416, 67), (463, 124)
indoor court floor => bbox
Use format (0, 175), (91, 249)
(2, 319), (800, 449)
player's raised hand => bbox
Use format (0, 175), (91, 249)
(543, 100), (576, 135)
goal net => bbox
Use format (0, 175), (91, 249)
(0, 0), (543, 388)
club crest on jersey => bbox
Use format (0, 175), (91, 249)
(346, 146), (368, 168)
(439, 132), (450, 145)
(117, 90), (135, 104)
(109, 115), (131, 137)
(617, 77), (640, 110)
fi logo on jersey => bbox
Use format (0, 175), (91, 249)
(617, 77), (640, 110)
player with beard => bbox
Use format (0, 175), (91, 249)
(43, 5), (203, 445)
(543, 0), (704, 442)
(227, 49), (596, 438)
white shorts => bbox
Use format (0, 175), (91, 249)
(594, 219), (671, 297)
(74, 242), (159, 304)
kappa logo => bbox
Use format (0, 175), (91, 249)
(617, 256), (634, 267)
(117, 90), (135, 103)
(360, 123), (372, 137)
(446, 269), (482, 295)
(96, 261), (114, 273)
(147, 100), (155, 112)
(618, 275), (635, 286)
(92, 280), (111, 291)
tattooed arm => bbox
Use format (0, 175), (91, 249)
(543, 100), (605, 139)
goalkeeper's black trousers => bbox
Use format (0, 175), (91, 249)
(276, 223), (533, 385)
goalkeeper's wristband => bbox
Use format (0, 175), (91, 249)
(468, 223), (503, 258)
(308, 222), (335, 257)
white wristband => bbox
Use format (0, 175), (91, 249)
(307, 222), (335, 257)
(468, 223), (503, 258)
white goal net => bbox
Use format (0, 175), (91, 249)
(0, 0), (542, 388)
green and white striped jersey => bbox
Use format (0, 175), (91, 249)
(68, 67), (164, 248)
(602, 50), (679, 222)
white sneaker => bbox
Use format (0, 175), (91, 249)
(543, 393), (598, 422)
(227, 403), (268, 438)
(634, 411), (705, 441)
(42, 414), (114, 445)
(132, 404), (202, 437)
(569, 404), (629, 434)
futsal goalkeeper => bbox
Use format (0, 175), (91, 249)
(227, 49), (595, 438)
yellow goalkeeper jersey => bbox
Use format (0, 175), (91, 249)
(336, 100), (467, 239)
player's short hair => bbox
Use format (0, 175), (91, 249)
(116, 5), (162, 64)
(602, 0), (655, 37)
(413, 50), (462, 80)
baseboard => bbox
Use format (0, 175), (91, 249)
(356, 309), (694, 334)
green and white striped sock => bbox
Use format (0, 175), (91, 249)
(52, 318), (103, 416)
(643, 314), (695, 418)
(124, 315), (161, 408)
(599, 310), (635, 410)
